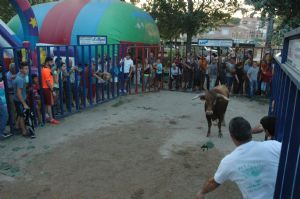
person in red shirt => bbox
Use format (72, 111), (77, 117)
(260, 60), (272, 96)
(41, 57), (60, 124)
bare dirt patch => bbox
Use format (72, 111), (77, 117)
(0, 91), (267, 199)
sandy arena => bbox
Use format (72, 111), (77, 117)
(0, 91), (267, 199)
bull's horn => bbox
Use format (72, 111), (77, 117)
(192, 94), (201, 100)
(216, 93), (230, 101)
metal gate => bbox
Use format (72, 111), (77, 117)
(0, 43), (162, 133)
(272, 28), (300, 198)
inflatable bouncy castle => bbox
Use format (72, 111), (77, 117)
(8, 0), (160, 46)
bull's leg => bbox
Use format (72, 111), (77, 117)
(218, 117), (223, 138)
(206, 116), (212, 137)
(222, 118), (226, 127)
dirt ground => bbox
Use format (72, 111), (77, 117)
(0, 91), (267, 199)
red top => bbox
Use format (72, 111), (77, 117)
(260, 64), (272, 83)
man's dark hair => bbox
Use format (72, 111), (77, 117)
(20, 62), (28, 69)
(229, 117), (252, 142)
(260, 116), (276, 137)
(45, 57), (53, 64)
(55, 57), (62, 67)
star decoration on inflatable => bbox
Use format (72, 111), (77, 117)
(29, 17), (37, 28)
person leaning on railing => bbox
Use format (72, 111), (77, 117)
(12, 62), (32, 137)
(6, 63), (17, 127)
(41, 57), (60, 124)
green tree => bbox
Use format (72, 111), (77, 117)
(144, 0), (183, 42)
(0, 0), (53, 23)
(229, 17), (241, 25)
(120, 0), (140, 5)
(246, 0), (300, 46)
(146, 0), (239, 54)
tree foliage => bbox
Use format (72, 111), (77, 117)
(145, 0), (239, 53)
(0, 0), (54, 23)
(246, 0), (300, 29)
(143, 0), (184, 41)
(246, 0), (300, 45)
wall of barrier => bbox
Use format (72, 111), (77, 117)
(0, 44), (162, 133)
(272, 28), (300, 198)
(163, 44), (280, 95)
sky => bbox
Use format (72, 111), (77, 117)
(125, 0), (254, 18)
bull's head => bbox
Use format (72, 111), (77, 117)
(192, 92), (229, 116)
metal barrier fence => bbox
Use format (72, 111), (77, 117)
(165, 44), (282, 62)
(163, 45), (281, 94)
(272, 28), (300, 198)
(0, 44), (162, 133)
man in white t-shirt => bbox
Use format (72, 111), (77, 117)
(120, 53), (133, 93)
(196, 117), (281, 199)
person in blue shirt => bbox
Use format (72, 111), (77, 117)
(13, 62), (30, 137)
(154, 58), (163, 91)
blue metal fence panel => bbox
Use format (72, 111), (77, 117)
(273, 27), (300, 199)
(0, 43), (160, 135)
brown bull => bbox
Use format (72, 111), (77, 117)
(193, 85), (229, 138)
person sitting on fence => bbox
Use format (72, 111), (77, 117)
(41, 57), (60, 125)
(12, 62), (31, 136)
(169, 63), (179, 91)
(6, 63), (17, 127)
(31, 74), (43, 126)
(247, 61), (259, 100)
(120, 53), (134, 93)
(196, 117), (281, 199)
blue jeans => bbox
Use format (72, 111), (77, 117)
(226, 76), (234, 89)
(249, 80), (257, 98)
(0, 99), (8, 135)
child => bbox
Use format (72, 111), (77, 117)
(169, 63), (179, 90)
(154, 58), (163, 91)
(32, 74), (43, 126)
(143, 58), (151, 91)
